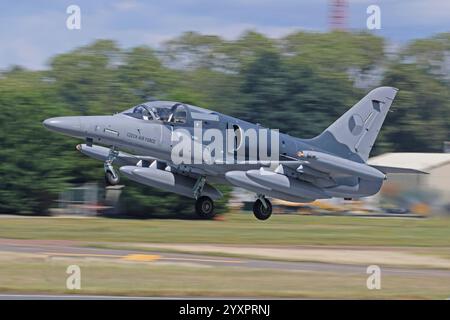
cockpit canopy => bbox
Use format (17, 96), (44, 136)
(123, 101), (188, 124)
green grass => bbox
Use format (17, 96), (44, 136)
(1, 214), (450, 298)
(0, 213), (450, 247)
(0, 256), (449, 299)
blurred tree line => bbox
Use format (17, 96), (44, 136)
(0, 31), (449, 214)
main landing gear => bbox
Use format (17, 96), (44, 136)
(195, 196), (215, 219)
(193, 176), (216, 219)
(104, 147), (120, 186)
(253, 195), (272, 220)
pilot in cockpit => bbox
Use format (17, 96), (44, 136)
(129, 102), (186, 124)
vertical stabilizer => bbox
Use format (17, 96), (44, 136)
(310, 87), (398, 163)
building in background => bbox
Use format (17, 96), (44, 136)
(368, 153), (450, 215)
(444, 141), (450, 153)
(54, 183), (122, 216)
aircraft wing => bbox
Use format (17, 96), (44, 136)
(213, 150), (387, 182)
(78, 143), (425, 190)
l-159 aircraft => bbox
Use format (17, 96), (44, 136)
(43, 86), (424, 220)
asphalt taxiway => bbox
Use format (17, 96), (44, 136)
(0, 239), (449, 278)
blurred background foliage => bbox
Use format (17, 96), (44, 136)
(0, 31), (449, 214)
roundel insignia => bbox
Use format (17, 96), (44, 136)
(348, 114), (363, 136)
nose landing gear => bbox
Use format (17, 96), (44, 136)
(104, 147), (120, 186)
(105, 169), (120, 186)
(193, 176), (216, 219)
(253, 195), (272, 220)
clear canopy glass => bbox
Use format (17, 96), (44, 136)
(124, 101), (184, 122)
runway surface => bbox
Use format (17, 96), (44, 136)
(1, 239), (449, 278)
(0, 294), (161, 300)
(0, 294), (250, 300)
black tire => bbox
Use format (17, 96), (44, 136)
(253, 198), (272, 220)
(105, 170), (120, 186)
(195, 196), (215, 219)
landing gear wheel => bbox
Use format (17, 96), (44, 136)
(253, 198), (272, 220)
(195, 196), (215, 219)
(105, 170), (120, 186)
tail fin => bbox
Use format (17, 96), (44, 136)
(309, 87), (398, 163)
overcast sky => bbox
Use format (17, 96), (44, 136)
(0, 0), (449, 70)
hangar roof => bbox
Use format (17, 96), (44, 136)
(368, 153), (450, 171)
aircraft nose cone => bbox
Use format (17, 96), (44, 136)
(43, 117), (74, 130)
(43, 117), (83, 137)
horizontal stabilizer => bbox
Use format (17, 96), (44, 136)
(370, 165), (428, 175)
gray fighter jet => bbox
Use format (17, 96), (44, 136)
(43, 86), (424, 220)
